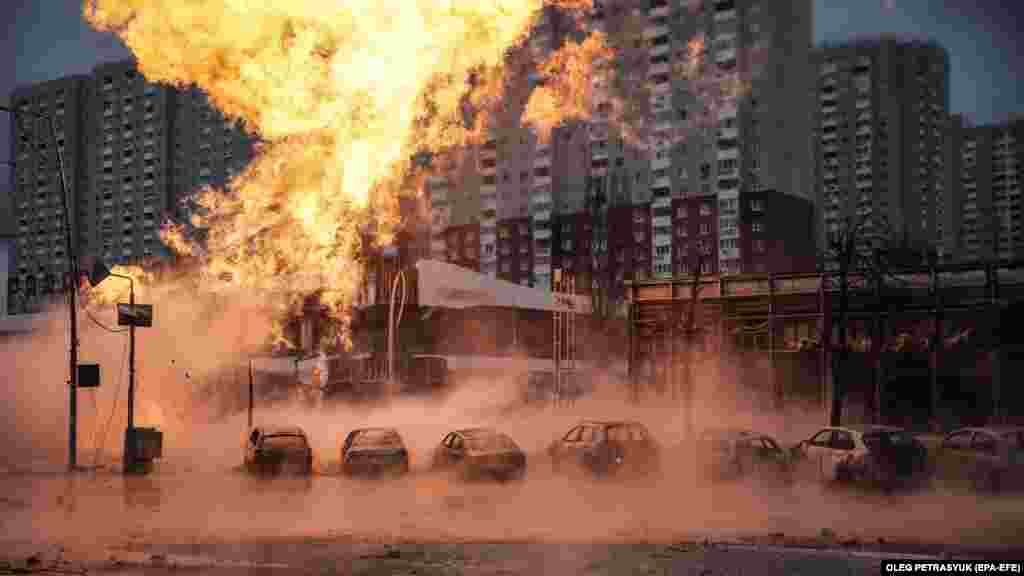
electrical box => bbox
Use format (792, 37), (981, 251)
(126, 427), (163, 461)
(78, 364), (100, 388)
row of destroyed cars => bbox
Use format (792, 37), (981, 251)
(700, 425), (1023, 493)
(242, 421), (1023, 493)
(242, 421), (658, 481)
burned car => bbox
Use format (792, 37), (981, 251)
(696, 428), (792, 483)
(245, 425), (314, 476)
(791, 425), (928, 490)
(548, 421), (661, 479)
(933, 427), (1024, 493)
(341, 428), (410, 477)
(431, 428), (526, 482)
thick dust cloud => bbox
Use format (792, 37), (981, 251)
(0, 290), (275, 472)
(4, 311), (1022, 553)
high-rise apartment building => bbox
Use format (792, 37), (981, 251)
(813, 38), (951, 261)
(85, 61), (174, 266)
(425, 0), (816, 305)
(948, 115), (1023, 262)
(171, 86), (255, 224)
(8, 60), (255, 296)
(10, 75), (91, 292)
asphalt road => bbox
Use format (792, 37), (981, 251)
(2, 466), (1023, 575)
(0, 539), (906, 575)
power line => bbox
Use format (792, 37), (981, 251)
(93, 336), (128, 468)
(83, 307), (127, 334)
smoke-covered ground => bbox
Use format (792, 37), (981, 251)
(3, 307), (1023, 569)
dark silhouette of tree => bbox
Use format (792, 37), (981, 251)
(677, 254), (711, 440)
(823, 213), (939, 425)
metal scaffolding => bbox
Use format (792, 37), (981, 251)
(553, 269), (577, 407)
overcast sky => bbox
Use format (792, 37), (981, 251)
(2, 0), (1023, 187)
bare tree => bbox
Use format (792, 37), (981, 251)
(822, 213), (872, 426)
(823, 212), (940, 426)
(678, 254), (712, 441)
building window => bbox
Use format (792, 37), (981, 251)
(752, 222), (764, 233)
(750, 199), (763, 212)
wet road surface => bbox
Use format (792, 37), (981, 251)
(2, 464), (1022, 575)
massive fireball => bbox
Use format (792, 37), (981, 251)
(83, 0), (607, 347)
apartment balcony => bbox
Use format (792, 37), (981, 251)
(714, 8), (737, 22)
(649, 79), (672, 94)
(716, 147), (740, 160)
(856, 167), (872, 178)
(651, 192), (672, 207)
(647, 62), (671, 77)
(643, 24), (670, 40)
(651, 156), (672, 171)
(652, 215), (672, 228)
(479, 146), (497, 161)
(534, 262), (551, 276)
(591, 147), (609, 161)
(481, 196), (498, 213)
(534, 175), (552, 187)
(649, 4), (670, 18)
(534, 247), (552, 258)
(590, 125), (609, 141)
(649, 42), (671, 57)
(718, 126), (739, 140)
(715, 48), (737, 64)
(652, 227), (673, 243)
(533, 209), (552, 223)
(480, 183), (497, 197)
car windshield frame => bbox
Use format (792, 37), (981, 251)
(260, 434), (308, 451)
(863, 430), (916, 450)
(466, 434), (517, 452)
(1000, 431), (1023, 450)
(351, 430), (402, 449)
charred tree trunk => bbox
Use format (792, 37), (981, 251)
(830, 266), (849, 427)
(681, 257), (707, 441)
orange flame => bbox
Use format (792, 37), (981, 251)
(524, 33), (614, 143)
(82, 0), (619, 348)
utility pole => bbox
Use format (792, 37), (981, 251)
(928, 250), (943, 430)
(871, 248), (885, 425)
(1, 104), (79, 472)
(248, 359), (254, 430)
(553, 268), (562, 406)
(128, 284), (136, 430)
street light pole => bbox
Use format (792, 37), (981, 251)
(103, 273), (136, 428)
(1, 104), (79, 473)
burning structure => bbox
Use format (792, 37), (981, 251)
(283, 259), (598, 400)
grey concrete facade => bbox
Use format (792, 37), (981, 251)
(8, 61), (255, 294)
(813, 38), (951, 260)
(948, 116), (1023, 262)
